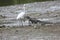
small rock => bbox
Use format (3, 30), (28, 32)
(0, 25), (5, 28)
(0, 15), (7, 18)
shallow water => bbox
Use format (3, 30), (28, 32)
(0, 1), (60, 27)
(1, 1), (60, 40)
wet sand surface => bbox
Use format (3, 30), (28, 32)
(0, 24), (60, 40)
